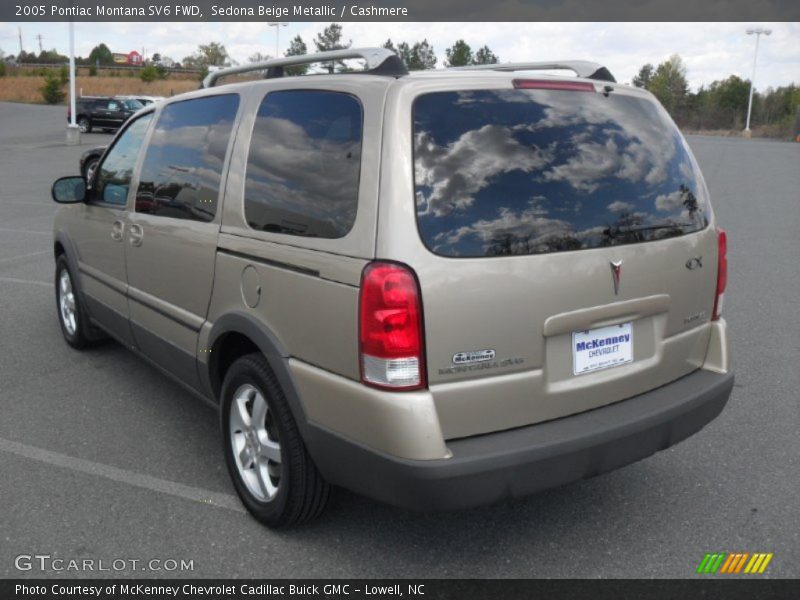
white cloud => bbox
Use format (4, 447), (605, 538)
(415, 124), (554, 216)
(654, 189), (684, 212)
(608, 200), (635, 213)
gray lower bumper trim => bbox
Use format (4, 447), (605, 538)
(305, 369), (734, 511)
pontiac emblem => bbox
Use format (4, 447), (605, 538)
(610, 260), (623, 295)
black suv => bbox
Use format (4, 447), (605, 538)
(68, 96), (144, 133)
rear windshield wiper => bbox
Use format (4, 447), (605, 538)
(604, 223), (693, 238)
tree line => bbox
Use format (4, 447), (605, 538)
(632, 54), (799, 135)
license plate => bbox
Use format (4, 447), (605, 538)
(572, 322), (633, 375)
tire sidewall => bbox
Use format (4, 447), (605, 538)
(55, 256), (84, 347)
(220, 360), (292, 523)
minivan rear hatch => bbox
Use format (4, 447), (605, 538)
(401, 80), (718, 439)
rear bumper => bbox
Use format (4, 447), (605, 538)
(305, 369), (734, 511)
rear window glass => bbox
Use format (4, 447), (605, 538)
(244, 90), (363, 239)
(413, 89), (709, 257)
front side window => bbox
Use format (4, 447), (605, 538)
(107, 100), (121, 111)
(413, 89), (709, 258)
(92, 113), (153, 206)
(135, 94), (239, 222)
(244, 90), (363, 238)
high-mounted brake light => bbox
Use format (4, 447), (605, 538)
(359, 262), (426, 391)
(513, 79), (596, 92)
(712, 228), (727, 320)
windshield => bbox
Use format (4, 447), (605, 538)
(413, 89), (709, 258)
(123, 99), (144, 110)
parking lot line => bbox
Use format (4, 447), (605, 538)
(0, 437), (245, 514)
(0, 228), (51, 235)
(0, 250), (50, 265)
(0, 276), (52, 287)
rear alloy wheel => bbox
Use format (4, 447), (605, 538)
(77, 117), (91, 133)
(221, 353), (331, 528)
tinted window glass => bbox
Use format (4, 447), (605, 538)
(123, 99), (144, 110)
(93, 113), (152, 206)
(413, 90), (709, 258)
(244, 90), (363, 238)
(135, 94), (239, 222)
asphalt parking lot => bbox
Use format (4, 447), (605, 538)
(0, 100), (798, 579)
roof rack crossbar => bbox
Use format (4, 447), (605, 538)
(201, 47), (406, 88)
(450, 60), (616, 83)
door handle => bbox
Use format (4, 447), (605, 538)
(128, 224), (144, 247)
(110, 220), (125, 242)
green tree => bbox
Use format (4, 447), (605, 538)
(648, 54), (689, 118)
(88, 43), (114, 66)
(408, 40), (437, 70)
(139, 64), (159, 83)
(632, 63), (654, 88)
(285, 35), (309, 75)
(313, 23), (351, 73)
(473, 45), (499, 65)
(40, 73), (65, 104)
(196, 42), (229, 66)
(445, 40), (473, 67)
(248, 52), (270, 63)
(59, 64), (68, 84)
(0, 61), (6, 78)
(383, 38), (436, 71)
(88, 64), (97, 76)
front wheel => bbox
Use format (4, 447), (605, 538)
(77, 116), (91, 133)
(55, 256), (93, 348)
(221, 353), (331, 528)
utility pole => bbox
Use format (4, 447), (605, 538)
(18, 27), (23, 54)
(36, 34), (43, 53)
(744, 27), (772, 137)
(267, 22), (287, 58)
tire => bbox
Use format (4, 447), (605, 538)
(83, 157), (99, 182)
(221, 353), (331, 528)
(77, 116), (91, 133)
(55, 256), (98, 349)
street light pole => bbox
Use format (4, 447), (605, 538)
(267, 22), (287, 58)
(66, 20), (80, 145)
(744, 27), (771, 135)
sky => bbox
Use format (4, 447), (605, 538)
(0, 21), (797, 91)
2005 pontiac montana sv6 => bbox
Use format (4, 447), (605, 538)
(50, 48), (733, 527)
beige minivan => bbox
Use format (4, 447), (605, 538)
(51, 49), (733, 527)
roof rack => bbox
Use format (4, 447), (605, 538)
(451, 60), (616, 83)
(200, 47), (407, 88)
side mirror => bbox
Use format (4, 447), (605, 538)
(52, 176), (86, 203)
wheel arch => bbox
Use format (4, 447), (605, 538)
(206, 313), (310, 435)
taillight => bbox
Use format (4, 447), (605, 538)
(513, 79), (595, 92)
(712, 228), (727, 320)
(359, 262), (426, 391)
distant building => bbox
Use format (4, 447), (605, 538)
(112, 51), (143, 66)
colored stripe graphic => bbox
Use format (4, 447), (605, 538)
(698, 552), (774, 574)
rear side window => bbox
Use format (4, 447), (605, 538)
(135, 94), (239, 222)
(413, 89), (709, 257)
(244, 90), (363, 238)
